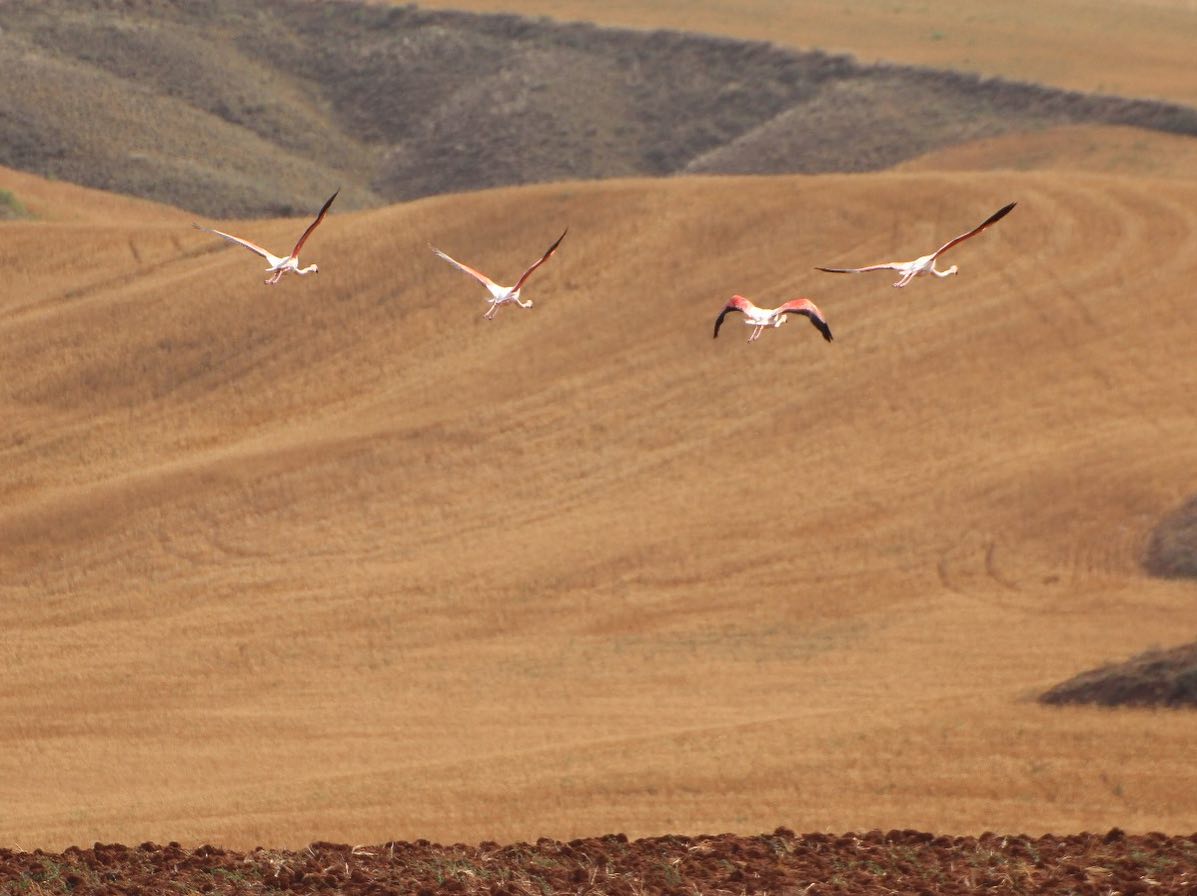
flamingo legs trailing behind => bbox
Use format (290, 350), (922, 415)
(193, 190), (339, 285)
(429, 229), (567, 319)
(713, 295), (833, 343)
(816, 201), (1016, 287)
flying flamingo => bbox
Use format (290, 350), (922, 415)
(713, 295), (834, 343)
(193, 190), (339, 285)
(815, 201), (1016, 287)
(429, 229), (567, 319)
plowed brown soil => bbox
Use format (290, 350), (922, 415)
(3, 830), (1196, 895)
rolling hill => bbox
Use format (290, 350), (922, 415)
(2, 0), (1197, 216)
(4, 0), (1197, 857)
(415, 0), (1197, 110)
(2, 157), (1197, 849)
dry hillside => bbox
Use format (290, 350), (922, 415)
(415, 0), (1197, 110)
(2, 0), (1197, 216)
(2, 158), (1197, 850)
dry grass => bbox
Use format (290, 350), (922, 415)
(897, 124), (1197, 179)
(2, 157), (1197, 849)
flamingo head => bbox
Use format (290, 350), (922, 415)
(302, 263), (320, 275)
(944, 264), (959, 276)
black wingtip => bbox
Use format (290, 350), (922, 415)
(319, 189), (340, 213)
(988, 201), (1016, 224)
(713, 313), (725, 340)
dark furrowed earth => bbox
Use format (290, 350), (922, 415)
(3, 829), (1195, 895)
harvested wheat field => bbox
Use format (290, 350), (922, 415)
(3, 154), (1197, 860)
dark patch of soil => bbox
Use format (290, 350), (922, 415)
(2, 829), (1195, 895)
(1040, 642), (1197, 708)
(1, 0), (1197, 216)
(1144, 495), (1197, 579)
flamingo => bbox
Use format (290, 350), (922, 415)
(815, 201), (1016, 287)
(193, 190), (339, 285)
(429, 229), (567, 319)
(713, 295), (833, 343)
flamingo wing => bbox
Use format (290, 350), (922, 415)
(814, 262), (903, 274)
(193, 224), (283, 266)
(931, 201), (1016, 259)
(289, 189), (339, 258)
(429, 244), (502, 292)
(511, 227), (568, 292)
(777, 298), (833, 342)
(713, 295), (753, 339)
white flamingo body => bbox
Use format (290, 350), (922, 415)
(194, 190), (339, 285)
(816, 201), (1016, 287)
(430, 229), (567, 319)
(713, 295), (833, 344)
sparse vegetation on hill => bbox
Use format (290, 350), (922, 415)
(1, 0), (1196, 215)
(1040, 642), (1197, 709)
(0, 189), (29, 219)
(1144, 495), (1197, 579)
(1027, 497), (1197, 711)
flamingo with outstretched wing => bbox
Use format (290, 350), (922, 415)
(194, 190), (339, 285)
(816, 202), (1016, 287)
(430, 229), (568, 319)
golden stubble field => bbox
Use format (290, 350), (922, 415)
(3, 124), (1197, 849)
